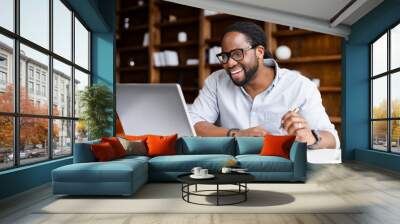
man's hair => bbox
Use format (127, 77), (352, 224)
(222, 21), (272, 59)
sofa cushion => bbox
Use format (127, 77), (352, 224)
(259, 135), (296, 159)
(147, 134), (178, 157)
(101, 137), (127, 158)
(52, 158), (147, 183)
(178, 137), (236, 155)
(235, 137), (264, 155)
(236, 155), (293, 172)
(91, 142), (118, 161)
(118, 137), (147, 156)
(148, 154), (235, 172)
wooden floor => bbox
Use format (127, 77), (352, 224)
(1, 162), (400, 224)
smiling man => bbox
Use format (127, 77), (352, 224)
(189, 21), (339, 149)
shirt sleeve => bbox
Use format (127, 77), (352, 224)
(300, 81), (341, 149)
(188, 74), (219, 125)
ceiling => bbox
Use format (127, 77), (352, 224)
(165, 0), (384, 38)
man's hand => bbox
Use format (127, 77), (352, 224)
(236, 126), (270, 137)
(281, 111), (316, 145)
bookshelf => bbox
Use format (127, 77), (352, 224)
(116, 0), (343, 138)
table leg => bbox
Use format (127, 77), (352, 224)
(195, 184), (197, 192)
(245, 183), (247, 201)
(217, 184), (219, 206)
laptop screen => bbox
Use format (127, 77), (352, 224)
(116, 84), (196, 137)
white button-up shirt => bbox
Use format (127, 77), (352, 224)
(189, 59), (340, 148)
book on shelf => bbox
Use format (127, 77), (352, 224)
(153, 50), (179, 67)
(143, 32), (149, 46)
(186, 58), (199, 65)
(208, 46), (221, 64)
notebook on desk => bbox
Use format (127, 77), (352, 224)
(116, 83), (196, 137)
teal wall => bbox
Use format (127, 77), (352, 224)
(344, 0), (400, 171)
(0, 0), (116, 199)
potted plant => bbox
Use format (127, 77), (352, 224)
(79, 84), (113, 140)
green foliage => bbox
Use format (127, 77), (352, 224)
(79, 84), (113, 140)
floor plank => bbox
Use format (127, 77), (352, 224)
(1, 162), (400, 224)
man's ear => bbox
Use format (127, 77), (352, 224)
(256, 46), (265, 59)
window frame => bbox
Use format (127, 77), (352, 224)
(370, 19), (400, 154)
(0, 0), (92, 171)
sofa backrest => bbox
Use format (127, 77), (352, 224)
(73, 139), (100, 163)
(235, 137), (264, 155)
(177, 137), (236, 155)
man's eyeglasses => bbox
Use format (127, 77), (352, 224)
(216, 46), (255, 64)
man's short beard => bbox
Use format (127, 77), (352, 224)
(228, 62), (259, 87)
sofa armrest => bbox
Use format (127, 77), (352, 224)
(73, 140), (100, 163)
(289, 141), (307, 181)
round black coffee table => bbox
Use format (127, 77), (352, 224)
(177, 173), (255, 206)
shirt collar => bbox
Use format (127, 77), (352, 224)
(239, 58), (282, 96)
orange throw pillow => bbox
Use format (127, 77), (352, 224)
(91, 142), (117, 161)
(146, 134), (178, 157)
(123, 135), (149, 142)
(259, 134), (296, 159)
(101, 137), (127, 158)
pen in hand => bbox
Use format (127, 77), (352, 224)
(280, 107), (300, 131)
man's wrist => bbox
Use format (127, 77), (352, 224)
(308, 129), (321, 149)
(227, 128), (240, 137)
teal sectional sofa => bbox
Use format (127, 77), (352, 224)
(52, 137), (307, 196)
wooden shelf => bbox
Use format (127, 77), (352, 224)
(156, 65), (198, 70)
(155, 41), (198, 49)
(330, 116), (342, 124)
(205, 38), (220, 46)
(156, 17), (199, 28)
(116, 0), (342, 135)
(208, 63), (222, 68)
(117, 5), (147, 13)
(319, 86), (341, 92)
(118, 66), (148, 72)
(272, 29), (314, 37)
(277, 55), (341, 64)
(119, 24), (148, 33)
(118, 46), (148, 52)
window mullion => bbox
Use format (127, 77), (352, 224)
(48, 0), (54, 160)
(71, 11), (76, 155)
(13, 0), (20, 167)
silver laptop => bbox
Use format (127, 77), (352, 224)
(116, 83), (196, 137)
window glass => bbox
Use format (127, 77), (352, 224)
(372, 76), (387, 119)
(53, 0), (72, 60)
(53, 119), (72, 157)
(74, 18), (89, 70)
(391, 120), (400, 153)
(0, 116), (13, 170)
(53, 59), (72, 117)
(0, 34), (14, 113)
(20, 117), (49, 165)
(20, 44), (49, 115)
(391, 24), (400, 70)
(74, 69), (89, 118)
(20, 0), (49, 49)
(0, 0), (14, 32)
(391, 72), (400, 118)
(372, 34), (387, 76)
(372, 121), (388, 151)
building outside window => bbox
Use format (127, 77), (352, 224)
(28, 81), (34, 94)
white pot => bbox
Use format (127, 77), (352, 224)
(275, 45), (292, 60)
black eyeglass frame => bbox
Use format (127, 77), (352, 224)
(216, 46), (256, 64)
